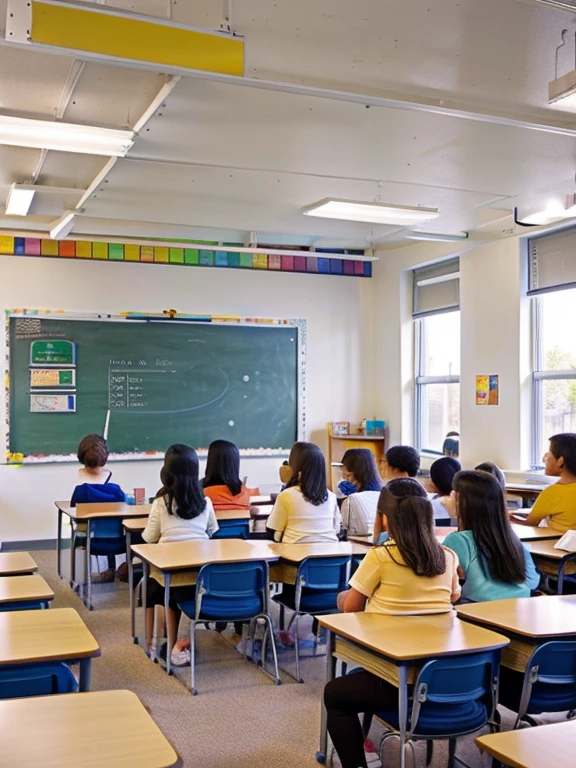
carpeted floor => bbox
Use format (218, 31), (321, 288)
(29, 550), (564, 767)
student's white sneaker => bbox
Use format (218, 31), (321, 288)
(170, 648), (191, 667)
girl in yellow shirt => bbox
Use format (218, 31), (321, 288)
(326, 482), (460, 768)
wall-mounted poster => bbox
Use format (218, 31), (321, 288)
(476, 375), (499, 406)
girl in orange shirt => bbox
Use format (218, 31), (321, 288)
(202, 439), (258, 508)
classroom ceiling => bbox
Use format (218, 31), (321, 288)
(1, 0), (576, 251)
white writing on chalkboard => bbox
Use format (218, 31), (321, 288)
(108, 359), (176, 410)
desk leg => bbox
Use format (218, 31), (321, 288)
(398, 665), (408, 768)
(165, 572), (172, 676)
(316, 629), (335, 764)
(57, 509), (62, 579)
(127, 530), (136, 642)
(86, 520), (92, 611)
(142, 561), (149, 653)
(78, 658), (92, 692)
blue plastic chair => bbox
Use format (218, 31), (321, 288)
(71, 517), (126, 591)
(498, 640), (576, 728)
(211, 519), (250, 540)
(373, 650), (500, 768)
(0, 599), (50, 612)
(0, 662), (77, 699)
(178, 559), (281, 695)
(273, 555), (351, 683)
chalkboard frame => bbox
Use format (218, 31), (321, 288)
(4, 310), (306, 464)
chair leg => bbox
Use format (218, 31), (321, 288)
(262, 614), (281, 685)
(190, 620), (198, 695)
(426, 740), (433, 766)
(294, 612), (302, 683)
(448, 738), (456, 768)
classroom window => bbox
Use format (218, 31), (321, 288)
(532, 288), (576, 465)
(415, 311), (461, 453)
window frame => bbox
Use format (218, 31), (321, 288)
(414, 311), (461, 452)
(531, 293), (576, 467)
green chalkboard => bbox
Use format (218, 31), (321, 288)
(8, 316), (301, 459)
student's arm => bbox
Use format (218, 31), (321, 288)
(517, 490), (551, 527)
(337, 587), (368, 612)
(142, 499), (162, 543)
(205, 499), (219, 538)
(522, 543), (542, 590)
(266, 492), (289, 542)
(332, 495), (342, 535)
(447, 550), (462, 603)
(340, 498), (350, 530)
(373, 511), (384, 542)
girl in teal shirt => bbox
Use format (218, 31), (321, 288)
(443, 470), (540, 602)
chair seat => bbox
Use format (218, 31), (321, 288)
(378, 700), (488, 737)
(89, 538), (126, 556)
(274, 587), (339, 613)
(179, 594), (264, 621)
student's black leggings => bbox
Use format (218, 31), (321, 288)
(324, 670), (399, 768)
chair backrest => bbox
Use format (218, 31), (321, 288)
(185, 560), (269, 621)
(297, 556), (351, 591)
(0, 662), (77, 699)
(211, 519), (250, 540)
(525, 640), (576, 712)
(91, 517), (125, 539)
(410, 650), (499, 734)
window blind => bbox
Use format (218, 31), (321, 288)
(528, 226), (576, 295)
(412, 258), (460, 317)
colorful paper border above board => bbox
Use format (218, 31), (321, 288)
(0, 236), (372, 278)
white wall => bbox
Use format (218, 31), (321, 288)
(0, 255), (374, 542)
(373, 235), (531, 470)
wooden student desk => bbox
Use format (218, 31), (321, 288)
(476, 720), (576, 768)
(348, 527), (456, 547)
(268, 541), (368, 584)
(524, 539), (576, 593)
(457, 595), (576, 673)
(55, 500), (151, 610)
(0, 607), (100, 690)
(316, 611), (509, 768)
(131, 539), (280, 674)
(0, 574), (54, 609)
(0, 551), (37, 576)
(0, 690), (182, 767)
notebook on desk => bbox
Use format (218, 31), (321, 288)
(555, 530), (576, 553)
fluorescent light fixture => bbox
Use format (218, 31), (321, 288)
(0, 115), (134, 157)
(5, 183), (35, 216)
(50, 212), (75, 240)
(520, 196), (576, 226)
(549, 70), (576, 111)
(302, 199), (440, 226)
(405, 231), (468, 243)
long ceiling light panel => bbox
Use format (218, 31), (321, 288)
(303, 199), (440, 226)
(0, 115), (134, 156)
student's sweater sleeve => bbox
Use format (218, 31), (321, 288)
(341, 497), (351, 529)
(348, 548), (381, 598)
(266, 492), (289, 541)
(205, 498), (219, 537)
(522, 542), (541, 590)
(142, 498), (163, 543)
(332, 494), (342, 534)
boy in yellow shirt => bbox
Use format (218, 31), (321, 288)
(523, 433), (576, 532)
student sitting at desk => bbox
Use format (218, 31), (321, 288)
(519, 433), (576, 532)
(340, 449), (383, 536)
(71, 434), (126, 584)
(267, 442), (340, 543)
(202, 439), (259, 509)
(427, 456), (460, 524)
(475, 460), (506, 490)
(443, 471), (540, 602)
(325, 485), (460, 768)
(142, 443), (218, 667)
